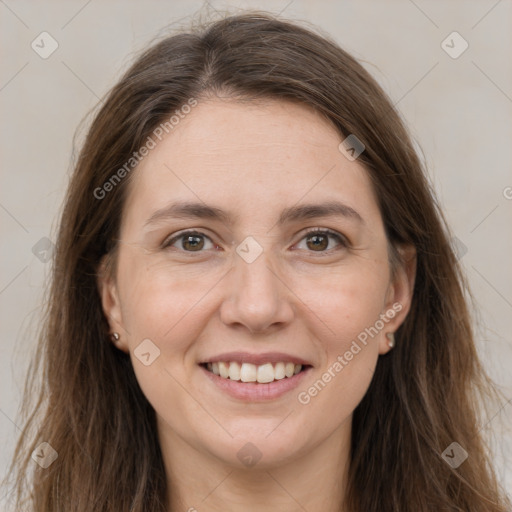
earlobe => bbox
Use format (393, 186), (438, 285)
(385, 332), (395, 349)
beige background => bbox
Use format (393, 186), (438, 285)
(1, 0), (511, 500)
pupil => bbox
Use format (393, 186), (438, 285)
(184, 235), (204, 251)
(307, 234), (327, 251)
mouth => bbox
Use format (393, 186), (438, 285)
(200, 360), (311, 384)
(198, 352), (313, 401)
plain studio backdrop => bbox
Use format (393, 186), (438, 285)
(1, 0), (511, 501)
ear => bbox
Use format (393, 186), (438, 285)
(378, 244), (417, 355)
(97, 254), (130, 354)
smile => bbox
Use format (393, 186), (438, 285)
(202, 361), (304, 384)
(200, 361), (311, 401)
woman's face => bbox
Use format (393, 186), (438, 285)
(99, 98), (414, 470)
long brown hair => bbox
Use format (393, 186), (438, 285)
(5, 11), (510, 511)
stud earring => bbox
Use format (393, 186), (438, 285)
(110, 332), (120, 343)
(386, 332), (395, 349)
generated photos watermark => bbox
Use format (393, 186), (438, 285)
(297, 302), (403, 405)
(93, 97), (198, 200)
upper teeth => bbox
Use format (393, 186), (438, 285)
(206, 361), (302, 383)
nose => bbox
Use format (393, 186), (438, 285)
(219, 247), (295, 334)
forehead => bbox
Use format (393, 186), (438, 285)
(121, 98), (381, 230)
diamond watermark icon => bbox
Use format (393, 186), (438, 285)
(338, 134), (365, 161)
(134, 338), (160, 366)
(441, 31), (468, 59)
(236, 236), (263, 264)
(32, 237), (54, 263)
(31, 442), (58, 469)
(451, 236), (468, 261)
(31, 32), (59, 59)
(237, 442), (262, 467)
(441, 441), (468, 468)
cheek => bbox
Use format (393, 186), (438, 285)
(117, 251), (220, 341)
(115, 255), (216, 427)
(293, 263), (388, 419)
(302, 257), (390, 344)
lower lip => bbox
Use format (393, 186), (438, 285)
(199, 365), (311, 401)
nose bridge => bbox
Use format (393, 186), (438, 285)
(221, 239), (293, 332)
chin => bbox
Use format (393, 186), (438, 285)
(206, 428), (308, 470)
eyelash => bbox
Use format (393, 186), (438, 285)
(161, 228), (348, 256)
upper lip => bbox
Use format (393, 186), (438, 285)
(200, 352), (312, 367)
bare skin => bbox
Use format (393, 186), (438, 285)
(99, 97), (416, 511)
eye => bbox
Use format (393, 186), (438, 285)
(294, 228), (347, 253)
(162, 228), (347, 255)
(162, 230), (216, 252)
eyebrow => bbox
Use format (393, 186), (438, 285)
(144, 200), (364, 228)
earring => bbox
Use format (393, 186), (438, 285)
(386, 332), (395, 349)
(110, 332), (120, 343)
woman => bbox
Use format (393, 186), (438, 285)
(6, 11), (510, 512)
